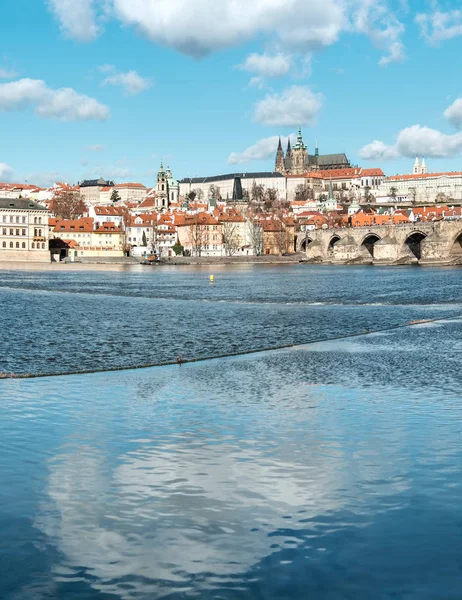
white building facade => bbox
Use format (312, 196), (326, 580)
(0, 198), (50, 262)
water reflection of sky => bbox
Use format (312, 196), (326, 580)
(2, 318), (462, 599)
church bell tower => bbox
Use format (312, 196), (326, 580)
(275, 137), (285, 173)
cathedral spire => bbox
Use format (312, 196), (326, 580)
(275, 136), (285, 173)
(287, 137), (292, 154)
(315, 138), (319, 157)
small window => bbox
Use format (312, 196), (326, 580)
(22, 216), (26, 223)
(10, 242), (13, 248)
(15, 242), (19, 248)
(22, 242), (26, 249)
(42, 243), (45, 249)
(22, 229), (26, 236)
(16, 229), (20, 236)
(2, 242), (5, 248)
(32, 243), (35, 248)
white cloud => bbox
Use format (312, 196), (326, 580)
(0, 78), (109, 121)
(0, 162), (14, 181)
(228, 133), (296, 164)
(47, 0), (102, 42)
(359, 140), (399, 160)
(396, 125), (462, 158)
(24, 171), (71, 187)
(416, 9), (462, 44)
(360, 125), (462, 160)
(111, 0), (346, 57)
(0, 68), (17, 79)
(100, 66), (151, 95)
(49, 0), (405, 64)
(238, 53), (292, 78)
(444, 98), (462, 130)
(85, 144), (105, 152)
(354, 0), (406, 65)
(254, 85), (323, 127)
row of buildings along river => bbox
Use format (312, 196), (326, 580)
(1, 129), (462, 263)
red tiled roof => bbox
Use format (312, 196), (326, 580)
(53, 218), (94, 233)
(94, 221), (123, 233)
(114, 182), (147, 189)
(360, 168), (385, 177)
(94, 205), (125, 216)
(388, 172), (462, 181)
(175, 212), (219, 227)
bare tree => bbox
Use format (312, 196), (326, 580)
(148, 213), (159, 254)
(408, 187), (417, 204)
(294, 183), (313, 202)
(273, 218), (291, 255)
(265, 187), (279, 203)
(208, 184), (221, 201)
(389, 186), (398, 200)
(363, 185), (373, 204)
(436, 192), (447, 204)
(188, 190), (197, 202)
(246, 219), (263, 256)
(221, 221), (240, 256)
(119, 212), (131, 255)
(188, 214), (206, 257)
(250, 182), (265, 205)
(193, 188), (204, 201)
(51, 190), (87, 219)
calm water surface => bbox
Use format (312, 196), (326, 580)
(1, 264), (462, 599)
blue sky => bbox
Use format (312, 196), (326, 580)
(0, 0), (462, 186)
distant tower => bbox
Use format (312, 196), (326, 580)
(421, 158), (427, 174)
(156, 161), (168, 210)
(275, 137), (285, 173)
(314, 138), (320, 171)
(413, 157), (421, 175)
(291, 127), (308, 175)
(285, 137), (292, 172)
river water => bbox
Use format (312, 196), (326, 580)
(1, 264), (462, 599)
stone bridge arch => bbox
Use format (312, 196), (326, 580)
(360, 233), (382, 259)
(404, 230), (428, 260)
(449, 230), (462, 256)
(327, 234), (342, 254)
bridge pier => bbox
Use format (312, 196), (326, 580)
(372, 235), (401, 263)
(420, 233), (451, 264)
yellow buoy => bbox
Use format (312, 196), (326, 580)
(209, 274), (215, 282)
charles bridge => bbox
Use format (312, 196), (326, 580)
(295, 221), (462, 264)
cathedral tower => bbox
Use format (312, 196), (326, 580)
(275, 137), (285, 173)
(291, 127), (308, 175)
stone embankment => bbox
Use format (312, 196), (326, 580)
(63, 254), (304, 266)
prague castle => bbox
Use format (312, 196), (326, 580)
(275, 128), (350, 175)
